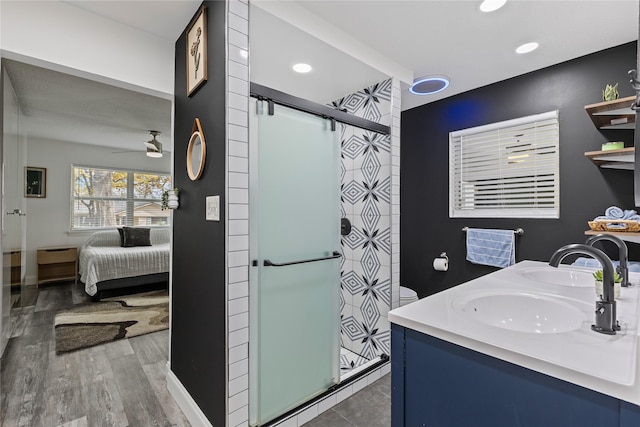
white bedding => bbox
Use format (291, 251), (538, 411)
(78, 229), (170, 296)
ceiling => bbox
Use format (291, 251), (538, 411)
(2, 59), (172, 152)
(3, 0), (638, 151)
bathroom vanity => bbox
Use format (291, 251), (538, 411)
(389, 260), (640, 427)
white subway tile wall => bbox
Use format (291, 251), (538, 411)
(227, 1), (250, 426)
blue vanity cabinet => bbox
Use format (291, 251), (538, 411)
(391, 324), (640, 427)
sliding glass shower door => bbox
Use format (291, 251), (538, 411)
(249, 99), (341, 426)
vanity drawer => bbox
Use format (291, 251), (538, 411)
(37, 247), (77, 264)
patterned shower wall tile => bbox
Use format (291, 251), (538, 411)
(330, 94), (363, 116)
(353, 131), (392, 170)
(342, 269), (367, 296)
(341, 127), (357, 170)
(341, 302), (353, 326)
(329, 79), (392, 122)
(360, 296), (381, 334)
(351, 170), (391, 219)
(359, 247), (382, 282)
(341, 169), (354, 187)
(341, 313), (366, 343)
(350, 305), (391, 359)
(360, 148), (382, 183)
(351, 274), (392, 320)
(341, 221), (364, 260)
(342, 179), (367, 206)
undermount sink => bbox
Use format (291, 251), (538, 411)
(452, 290), (588, 334)
(519, 267), (594, 288)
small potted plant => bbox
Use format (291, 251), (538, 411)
(161, 188), (180, 210)
(602, 83), (619, 102)
(593, 269), (622, 299)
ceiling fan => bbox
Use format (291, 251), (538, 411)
(144, 130), (163, 158)
(112, 130), (164, 158)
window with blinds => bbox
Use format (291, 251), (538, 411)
(449, 110), (559, 218)
(71, 166), (172, 230)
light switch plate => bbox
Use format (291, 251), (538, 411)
(206, 195), (220, 221)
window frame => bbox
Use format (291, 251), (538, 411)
(70, 164), (172, 231)
(449, 110), (560, 219)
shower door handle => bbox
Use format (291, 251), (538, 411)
(261, 251), (341, 267)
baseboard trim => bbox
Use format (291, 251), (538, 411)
(166, 367), (213, 427)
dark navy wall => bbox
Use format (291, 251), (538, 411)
(171, 2), (227, 425)
(401, 42), (639, 297)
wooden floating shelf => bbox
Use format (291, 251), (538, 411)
(584, 146), (634, 170)
(585, 229), (640, 244)
(584, 95), (636, 130)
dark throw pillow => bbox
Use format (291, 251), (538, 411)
(117, 228), (125, 247)
(122, 227), (152, 247)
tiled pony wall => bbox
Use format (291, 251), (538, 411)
(331, 79), (393, 362)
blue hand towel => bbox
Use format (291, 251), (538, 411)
(466, 228), (515, 268)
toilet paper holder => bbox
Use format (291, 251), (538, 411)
(433, 252), (449, 271)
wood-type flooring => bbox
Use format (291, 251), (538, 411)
(1, 282), (392, 427)
(0, 282), (189, 427)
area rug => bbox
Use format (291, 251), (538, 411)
(54, 290), (169, 353)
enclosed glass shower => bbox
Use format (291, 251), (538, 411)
(248, 89), (390, 426)
(249, 97), (342, 425)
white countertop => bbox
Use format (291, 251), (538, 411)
(389, 260), (640, 405)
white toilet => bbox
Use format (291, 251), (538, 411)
(399, 286), (419, 306)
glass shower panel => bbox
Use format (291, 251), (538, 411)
(250, 101), (340, 425)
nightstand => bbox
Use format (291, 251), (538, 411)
(37, 246), (78, 287)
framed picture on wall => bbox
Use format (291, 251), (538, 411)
(25, 166), (46, 198)
(186, 5), (207, 97)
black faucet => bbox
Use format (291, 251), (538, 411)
(585, 233), (629, 288)
(549, 244), (620, 335)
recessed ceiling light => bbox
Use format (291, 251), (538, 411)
(479, 0), (507, 12)
(516, 42), (539, 54)
(292, 63), (312, 73)
(409, 76), (450, 95)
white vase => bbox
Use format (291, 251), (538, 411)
(595, 280), (621, 299)
(167, 190), (179, 209)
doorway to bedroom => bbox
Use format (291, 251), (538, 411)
(0, 57), (179, 425)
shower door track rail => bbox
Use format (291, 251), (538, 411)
(256, 251), (341, 267)
(250, 82), (391, 135)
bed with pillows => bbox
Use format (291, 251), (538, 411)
(78, 227), (170, 300)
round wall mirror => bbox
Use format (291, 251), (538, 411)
(187, 118), (207, 180)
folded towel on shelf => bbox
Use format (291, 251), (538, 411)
(572, 257), (640, 273)
(592, 206), (640, 228)
(605, 206), (625, 219)
(466, 228), (515, 268)
(595, 206), (640, 222)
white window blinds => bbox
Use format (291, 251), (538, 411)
(449, 110), (559, 218)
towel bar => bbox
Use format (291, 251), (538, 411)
(462, 227), (524, 236)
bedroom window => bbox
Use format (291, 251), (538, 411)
(71, 166), (172, 230)
(449, 110), (559, 219)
